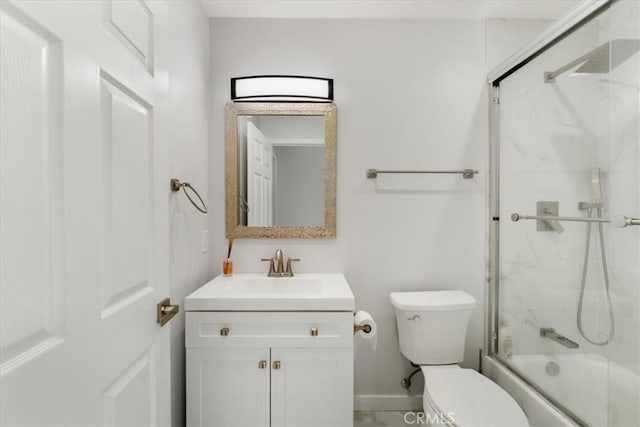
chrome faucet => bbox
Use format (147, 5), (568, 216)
(261, 249), (300, 277)
(274, 249), (284, 274)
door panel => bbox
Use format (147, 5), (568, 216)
(0, 1), (64, 375)
(0, 1), (170, 425)
(103, 348), (156, 426)
(247, 122), (274, 226)
(105, 0), (154, 72)
(100, 72), (154, 318)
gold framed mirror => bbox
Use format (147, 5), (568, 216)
(225, 102), (336, 238)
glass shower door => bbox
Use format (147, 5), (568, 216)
(604, 2), (640, 426)
(495, 1), (639, 425)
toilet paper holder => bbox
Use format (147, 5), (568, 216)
(354, 324), (372, 334)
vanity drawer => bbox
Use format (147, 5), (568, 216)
(186, 312), (353, 348)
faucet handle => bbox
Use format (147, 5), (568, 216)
(285, 258), (300, 276)
(261, 257), (276, 275)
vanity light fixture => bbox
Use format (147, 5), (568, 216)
(230, 75), (333, 102)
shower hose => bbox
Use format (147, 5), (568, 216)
(577, 206), (615, 346)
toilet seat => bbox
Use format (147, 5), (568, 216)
(421, 367), (528, 427)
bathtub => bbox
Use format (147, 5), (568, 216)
(484, 354), (640, 427)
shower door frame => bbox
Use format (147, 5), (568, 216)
(486, 0), (614, 424)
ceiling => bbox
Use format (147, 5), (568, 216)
(200, 1), (583, 20)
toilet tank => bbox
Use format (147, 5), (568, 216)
(390, 291), (476, 365)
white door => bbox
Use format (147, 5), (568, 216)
(1, 1), (172, 425)
(270, 348), (353, 427)
(246, 122), (274, 226)
(186, 347), (270, 427)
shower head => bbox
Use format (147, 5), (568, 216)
(544, 39), (640, 83)
(574, 39), (640, 74)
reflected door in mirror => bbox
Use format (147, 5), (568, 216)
(238, 116), (324, 227)
(246, 122), (274, 226)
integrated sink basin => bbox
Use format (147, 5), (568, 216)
(236, 277), (323, 293)
(185, 273), (354, 311)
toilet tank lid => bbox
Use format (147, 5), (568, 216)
(389, 291), (476, 311)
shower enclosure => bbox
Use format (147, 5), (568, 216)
(488, 1), (639, 426)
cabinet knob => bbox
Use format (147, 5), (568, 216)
(220, 327), (230, 336)
(258, 360), (267, 369)
(272, 361), (281, 370)
(310, 327), (319, 337)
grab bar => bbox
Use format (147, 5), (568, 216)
(366, 168), (478, 179)
(511, 213), (640, 228)
(540, 328), (579, 349)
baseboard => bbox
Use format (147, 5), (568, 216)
(354, 395), (423, 411)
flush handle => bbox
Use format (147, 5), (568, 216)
(407, 315), (421, 323)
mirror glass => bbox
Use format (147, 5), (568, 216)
(225, 103), (336, 238)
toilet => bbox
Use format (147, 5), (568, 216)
(390, 290), (529, 427)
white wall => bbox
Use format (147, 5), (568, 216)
(209, 18), (489, 403)
(167, 2), (211, 426)
(485, 19), (553, 72)
(273, 145), (325, 226)
(259, 115), (325, 226)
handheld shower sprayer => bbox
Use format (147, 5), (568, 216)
(577, 168), (615, 346)
(590, 167), (603, 202)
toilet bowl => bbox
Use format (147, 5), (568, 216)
(390, 291), (528, 427)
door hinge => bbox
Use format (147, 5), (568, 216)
(492, 86), (500, 105)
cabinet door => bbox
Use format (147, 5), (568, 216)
(271, 348), (353, 427)
(186, 347), (270, 427)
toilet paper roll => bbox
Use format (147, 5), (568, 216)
(354, 310), (377, 351)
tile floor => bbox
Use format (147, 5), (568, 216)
(354, 411), (414, 426)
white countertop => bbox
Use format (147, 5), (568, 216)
(185, 273), (355, 311)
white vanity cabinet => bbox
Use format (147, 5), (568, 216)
(186, 311), (354, 427)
